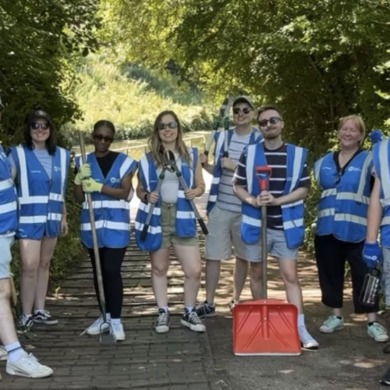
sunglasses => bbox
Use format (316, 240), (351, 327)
(158, 121), (178, 130)
(233, 107), (252, 115)
(258, 117), (283, 127)
(93, 134), (114, 143)
(30, 122), (50, 130)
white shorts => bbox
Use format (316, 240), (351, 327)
(0, 235), (14, 279)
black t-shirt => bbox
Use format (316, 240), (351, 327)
(233, 144), (310, 230)
(75, 151), (120, 178)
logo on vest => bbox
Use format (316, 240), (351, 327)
(54, 166), (61, 172)
(110, 177), (120, 184)
(31, 170), (41, 173)
(348, 166), (361, 172)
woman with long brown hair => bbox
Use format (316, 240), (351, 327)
(135, 110), (206, 334)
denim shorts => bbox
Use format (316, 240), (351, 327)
(0, 235), (14, 279)
(244, 228), (299, 262)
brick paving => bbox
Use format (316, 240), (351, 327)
(0, 175), (216, 390)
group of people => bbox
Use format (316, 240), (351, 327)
(1, 93), (390, 384)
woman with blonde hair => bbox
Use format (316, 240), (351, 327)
(313, 114), (388, 341)
(135, 110), (206, 334)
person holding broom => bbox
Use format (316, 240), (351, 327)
(74, 120), (137, 341)
(0, 95), (53, 378)
(135, 110), (206, 334)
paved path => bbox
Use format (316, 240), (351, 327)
(1, 172), (389, 389)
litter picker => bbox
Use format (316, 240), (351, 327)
(232, 166), (301, 356)
(78, 131), (116, 344)
(140, 159), (168, 241)
(163, 150), (208, 236)
(222, 98), (232, 158)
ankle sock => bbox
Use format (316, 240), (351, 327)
(5, 342), (25, 363)
(186, 306), (194, 313)
(111, 318), (121, 325)
(298, 314), (305, 327)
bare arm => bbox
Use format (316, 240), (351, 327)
(233, 183), (258, 208)
(73, 182), (85, 204)
(366, 176), (382, 242)
(274, 187), (309, 206)
(100, 173), (134, 200)
(193, 157), (206, 197)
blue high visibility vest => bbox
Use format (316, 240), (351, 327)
(241, 143), (307, 249)
(0, 144), (17, 235)
(9, 145), (70, 239)
(373, 139), (390, 247)
(314, 151), (372, 242)
(75, 153), (137, 249)
(206, 128), (263, 215)
(135, 148), (198, 252)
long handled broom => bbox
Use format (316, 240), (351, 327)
(78, 131), (116, 344)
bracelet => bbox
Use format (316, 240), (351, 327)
(143, 192), (150, 202)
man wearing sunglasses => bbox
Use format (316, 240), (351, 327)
(233, 105), (319, 350)
(196, 96), (263, 318)
(0, 95), (53, 377)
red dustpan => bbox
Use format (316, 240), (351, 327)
(233, 166), (301, 356)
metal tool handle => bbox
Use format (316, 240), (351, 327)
(256, 166), (272, 299)
(164, 150), (209, 235)
(78, 131), (108, 321)
(140, 169), (166, 241)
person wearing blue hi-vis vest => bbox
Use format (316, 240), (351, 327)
(8, 110), (70, 332)
(135, 110), (206, 335)
(196, 96), (263, 319)
(314, 116), (388, 343)
(0, 96), (53, 379)
(74, 120), (137, 342)
(363, 132), (390, 386)
(233, 104), (319, 350)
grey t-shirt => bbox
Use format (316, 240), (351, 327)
(8, 148), (52, 179)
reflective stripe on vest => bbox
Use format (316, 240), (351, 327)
(206, 128), (263, 215)
(373, 140), (390, 246)
(241, 143), (306, 248)
(0, 146), (18, 235)
(314, 151), (372, 242)
(135, 148), (198, 252)
(11, 145), (69, 239)
(76, 152), (137, 248)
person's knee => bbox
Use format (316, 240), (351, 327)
(281, 270), (299, 286)
(152, 264), (169, 277)
(249, 263), (262, 281)
(21, 257), (40, 276)
(39, 257), (51, 271)
(0, 278), (11, 302)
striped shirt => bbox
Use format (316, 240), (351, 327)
(233, 143), (310, 229)
(216, 131), (252, 213)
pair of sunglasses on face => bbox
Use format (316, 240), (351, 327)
(233, 107), (252, 115)
(158, 121), (178, 130)
(93, 134), (114, 143)
(30, 122), (50, 130)
(258, 117), (282, 127)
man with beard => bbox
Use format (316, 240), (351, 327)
(232, 105), (319, 350)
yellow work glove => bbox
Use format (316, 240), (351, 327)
(74, 163), (91, 185)
(82, 178), (103, 193)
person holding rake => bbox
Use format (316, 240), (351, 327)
(135, 110), (206, 334)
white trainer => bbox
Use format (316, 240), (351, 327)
(6, 353), (53, 378)
(111, 322), (125, 341)
(84, 316), (110, 336)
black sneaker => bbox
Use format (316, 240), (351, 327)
(33, 310), (58, 325)
(381, 366), (390, 386)
(155, 308), (170, 334)
(181, 308), (206, 332)
(195, 301), (216, 319)
(18, 314), (34, 332)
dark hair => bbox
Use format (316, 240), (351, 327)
(24, 110), (57, 155)
(93, 120), (116, 134)
(257, 105), (283, 122)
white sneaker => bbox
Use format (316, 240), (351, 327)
(320, 315), (344, 333)
(0, 345), (7, 361)
(111, 322), (125, 341)
(299, 325), (319, 350)
(84, 316), (110, 336)
(368, 322), (389, 342)
(6, 353), (53, 378)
